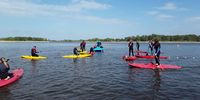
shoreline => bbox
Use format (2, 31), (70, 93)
(0, 41), (49, 43)
(0, 40), (200, 43)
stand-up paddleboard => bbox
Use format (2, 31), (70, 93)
(129, 63), (182, 69)
(136, 55), (168, 59)
(79, 51), (95, 55)
(63, 54), (91, 58)
(79, 51), (87, 54)
(0, 68), (24, 87)
(21, 55), (47, 60)
(122, 56), (137, 61)
(134, 50), (148, 53)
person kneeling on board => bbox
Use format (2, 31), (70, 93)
(31, 46), (39, 57)
(90, 47), (94, 53)
(73, 47), (79, 55)
(0, 57), (13, 80)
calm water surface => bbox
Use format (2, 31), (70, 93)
(0, 42), (200, 100)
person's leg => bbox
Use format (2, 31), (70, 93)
(137, 46), (139, 51)
(32, 53), (38, 57)
(81, 46), (84, 52)
(151, 48), (153, 55)
(131, 49), (134, 56)
(83, 46), (85, 51)
(155, 51), (160, 65)
(129, 48), (131, 56)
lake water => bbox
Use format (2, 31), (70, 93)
(0, 42), (200, 100)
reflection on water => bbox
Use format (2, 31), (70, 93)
(0, 87), (12, 100)
(72, 58), (78, 63)
(153, 69), (161, 92)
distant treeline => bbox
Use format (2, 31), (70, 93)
(0, 37), (48, 41)
(87, 34), (200, 42)
(0, 34), (200, 42)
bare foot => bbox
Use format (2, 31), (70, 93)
(4, 76), (10, 80)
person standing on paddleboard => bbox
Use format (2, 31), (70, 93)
(80, 40), (86, 52)
(136, 41), (140, 51)
(128, 39), (134, 56)
(0, 57), (13, 80)
(31, 46), (39, 57)
(153, 39), (161, 68)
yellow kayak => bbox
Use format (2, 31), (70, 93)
(21, 55), (47, 59)
(63, 54), (91, 58)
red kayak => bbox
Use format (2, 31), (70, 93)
(0, 68), (24, 87)
(123, 56), (137, 61)
(129, 63), (182, 69)
(136, 55), (168, 59)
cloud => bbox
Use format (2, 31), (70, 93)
(158, 2), (177, 10)
(187, 17), (200, 21)
(157, 14), (174, 20)
(157, 2), (188, 11)
(0, 0), (110, 15)
(70, 0), (111, 10)
(147, 11), (159, 15)
(0, 0), (126, 24)
(147, 11), (174, 21)
(71, 14), (127, 24)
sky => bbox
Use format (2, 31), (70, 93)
(0, 0), (200, 40)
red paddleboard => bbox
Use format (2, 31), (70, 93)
(0, 68), (24, 87)
(136, 55), (168, 59)
(129, 63), (182, 69)
(134, 50), (148, 53)
(123, 56), (137, 61)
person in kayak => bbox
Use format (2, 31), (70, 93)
(97, 41), (102, 47)
(153, 39), (161, 68)
(31, 46), (39, 57)
(73, 47), (79, 55)
(0, 57), (13, 80)
(148, 40), (154, 55)
(128, 39), (134, 56)
(80, 40), (86, 52)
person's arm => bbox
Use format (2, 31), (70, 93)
(2, 58), (10, 69)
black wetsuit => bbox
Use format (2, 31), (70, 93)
(153, 42), (161, 65)
(97, 42), (101, 47)
(90, 47), (94, 53)
(0, 64), (13, 79)
(136, 42), (140, 51)
(73, 48), (79, 55)
(128, 41), (134, 56)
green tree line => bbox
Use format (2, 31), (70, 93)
(0, 37), (48, 41)
(1, 34), (200, 42)
(87, 34), (200, 42)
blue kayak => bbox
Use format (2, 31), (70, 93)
(94, 46), (103, 52)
